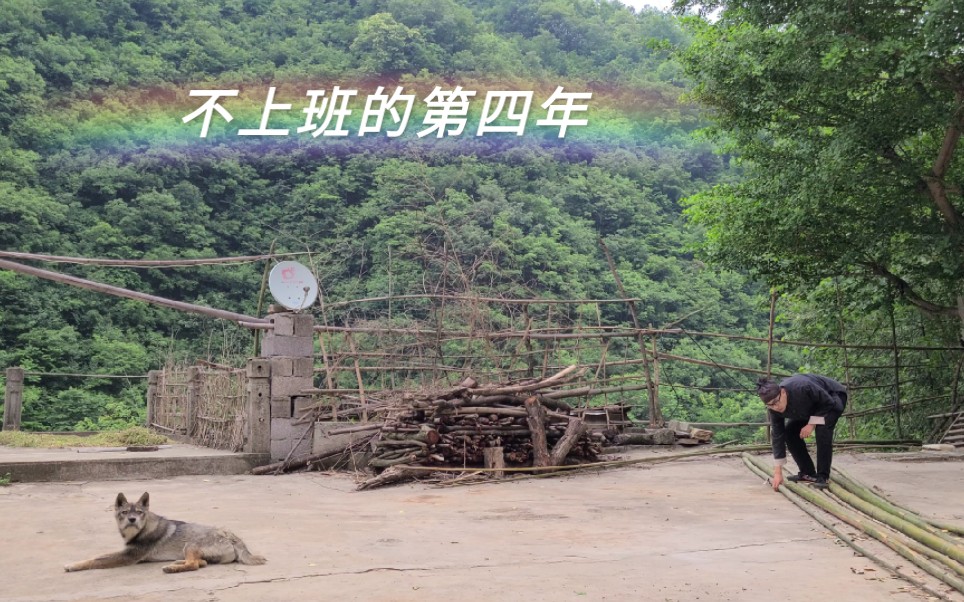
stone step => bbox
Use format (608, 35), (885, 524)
(0, 452), (268, 483)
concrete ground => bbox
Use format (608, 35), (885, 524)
(0, 449), (962, 602)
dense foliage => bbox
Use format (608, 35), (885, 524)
(1, 0), (794, 436)
(677, 0), (964, 439)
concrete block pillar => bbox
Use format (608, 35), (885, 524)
(261, 310), (316, 461)
(245, 359), (271, 454)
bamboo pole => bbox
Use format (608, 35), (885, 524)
(828, 483), (964, 574)
(834, 467), (964, 538)
(743, 454), (964, 594)
(741, 457), (956, 602)
(324, 293), (643, 308)
(831, 469), (963, 547)
(651, 328), (964, 352)
(0, 250), (299, 266)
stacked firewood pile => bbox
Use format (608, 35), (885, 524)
(254, 366), (606, 487)
(371, 371), (599, 470)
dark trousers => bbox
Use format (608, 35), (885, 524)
(785, 409), (842, 480)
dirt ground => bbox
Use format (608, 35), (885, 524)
(1, 450), (962, 602)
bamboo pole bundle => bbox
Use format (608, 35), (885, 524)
(741, 456), (956, 602)
(743, 453), (964, 595)
(831, 468), (963, 546)
(834, 467), (964, 538)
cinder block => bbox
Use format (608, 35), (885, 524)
(270, 313), (296, 336)
(270, 396), (293, 418)
(246, 358), (272, 378)
(270, 417), (297, 441)
(270, 417), (314, 462)
(293, 396), (316, 414)
(271, 435), (313, 463)
(292, 357), (315, 378)
(313, 421), (364, 455)
(271, 375), (313, 398)
(270, 357), (294, 377)
(261, 334), (314, 358)
(292, 313), (315, 337)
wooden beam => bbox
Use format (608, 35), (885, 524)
(0, 258), (265, 325)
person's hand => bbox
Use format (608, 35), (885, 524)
(772, 469), (783, 491)
(800, 424), (815, 439)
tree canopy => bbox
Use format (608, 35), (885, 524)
(679, 0), (964, 330)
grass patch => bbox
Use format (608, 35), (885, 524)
(0, 427), (169, 448)
(0, 473), (10, 486)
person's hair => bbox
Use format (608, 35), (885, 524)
(756, 377), (780, 404)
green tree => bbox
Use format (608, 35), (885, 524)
(0, 55), (45, 131)
(350, 12), (441, 75)
(678, 0), (964, 339)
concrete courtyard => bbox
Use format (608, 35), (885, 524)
(1, 450), (961, 602)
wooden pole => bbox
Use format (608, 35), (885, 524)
(598, 238), (659, 426)
(0, 258), (265, 325)
(145, 370), (160, 428)
(253, 240), (276, 355)
(346, 332), (368, 422)
(767, 291), (777, 377)
(834, 281), (857, 438)
(185, 366), (200, 438)
(3, 367), (25, 431)
(651, 330), (662, 425)
(522, 304), (535, 378)
(316, 332), (338, 421)
(889, 298), (904, 439)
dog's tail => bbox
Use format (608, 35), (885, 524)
(235, 543), (267, 565)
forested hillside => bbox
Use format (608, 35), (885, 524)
(6, 0), (942, 441)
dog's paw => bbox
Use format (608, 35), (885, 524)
(64, 564), (78, 572)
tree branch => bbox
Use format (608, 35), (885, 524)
(862, 261), (960, 317)
(924, 91), (964, 228)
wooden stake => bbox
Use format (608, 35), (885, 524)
(346, 332), (367, 422)
(524, 396), (550, 468)
(483, 447), (505, 478)
(549, 418), (585, 467)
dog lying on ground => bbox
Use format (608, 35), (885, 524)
(64, 492), (266, 573)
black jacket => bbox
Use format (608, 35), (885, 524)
(769, 374), (847, 462)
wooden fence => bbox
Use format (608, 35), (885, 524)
(147, 364), (248, 451)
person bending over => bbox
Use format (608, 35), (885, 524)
(756, 374), (847, 491)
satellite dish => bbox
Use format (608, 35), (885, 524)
(268, 261), (318, 310)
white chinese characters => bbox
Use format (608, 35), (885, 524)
(182, 86), (591, 138)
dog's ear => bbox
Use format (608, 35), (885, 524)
(115, 493), (128, 508)
(137, 492), (150, 509)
